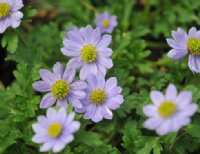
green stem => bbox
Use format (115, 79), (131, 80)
(146, 41), (169, 49)
(169, 131), (186, 150)
(18, 33), (28, 48)
(144, 0), (150, 22)
(80, 0), (99, 18)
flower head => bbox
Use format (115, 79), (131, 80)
(32, 62), (87, 109)
(32, 108), (80, 153)
(61, 25), (113, 80)
(95, 11), (117, 33)
(167, 27), (200, 73)
(0, 0), (24, 33)
(143, 84), (198, 136)
(75, 73), (124, 123)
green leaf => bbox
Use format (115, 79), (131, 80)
(1, 30), (19, 53)
(186, 124), (200, 138)
(75, 130), (103, 146)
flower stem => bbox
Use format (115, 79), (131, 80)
(169, 131), (186, 150)
(80, 0), (99, 18)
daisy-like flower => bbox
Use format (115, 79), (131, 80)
(32, 107), (80, 153)
(167, 27), (200, 73)
(32, 62), (87, 109)
(61, 25), (113, 80)
(0, 0), (24, 33)
(143, 84), (198, 136)
(75, 73), (124, 123)
(94, 11), (117, 33)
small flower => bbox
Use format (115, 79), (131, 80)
(167, 27), (200, 73)
(32, 108), (80, 153)
(32, 62), (87, 109)
(143, 84), (198, 136)
(61, 25), (113, 80)
(94, 11), (117, 33)
(0, 0), (24, 33)
(75, 73), (124, 123)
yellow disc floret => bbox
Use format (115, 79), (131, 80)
(158, 101), (177, 118)
(102, 19), (109, 27)
(187, 38), (200, 55)
(51, 80), (70, 99)
(80, 44), (97, 63)
(48, 122), (62, 138)
(0, 3), (10, 18)
(89, 89), (106, 105)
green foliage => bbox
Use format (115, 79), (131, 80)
(1, 0), (200, 153)
(1, 30), (19, 53)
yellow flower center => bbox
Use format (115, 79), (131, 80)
(48, 122), (62, 138)
(187, 38), (200, 55)
(89, 89), (106, 105)
(80, 44), (97, 63)
(51, 80), (70, 99)
(0, 3), (10, 18)
(102, 19), (109, 27)
(158, 101), (177, 118)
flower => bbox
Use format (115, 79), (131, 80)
(143, 84), (198, 136)
(75, 73), (124, 123)
(32, 62), (87, 109)
(61, 25), (113, 80)
(167, 27), (200, 73)
(0, 0), (24, 33)
(94, 11), (117, 33)
(32, 107), (80, 153)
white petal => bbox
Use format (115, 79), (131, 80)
(32, 81), (50, 92)
(47, 108), (57, 120)
(156, 119), (172, 136)
(179, 103), (198, 117)
(63, 67), (76, 83)
(52, 141), (66, 153)
(40, 93), (56, 109)
(84, 104), (96, 119)
(65, 112), (75, 125)
(150, 91), (165, 105)
(40, 140), (54, 152)
(176, 91), (192, 108)
(57, 108), (67, 124)
(53, 62), (63, 78)
(105, 77), (117, 92)
(92, 106), (103, 122)
(57, 99), (68, 107)
(101, 106), (113, 119)
(79, 65), (89, 81)
(96, 34), (112, 49)
(67, 121), (80, 133)
(32, 123), (46, 134)
(143, 104), (157, 117)
(144, 117), (164, 130)
(165, 84), (177, 101)
(32, 134), (48, 144)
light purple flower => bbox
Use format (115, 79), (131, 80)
(95, 11), (117, 33)
(75, 73), (124, 123)
(167, 27), (200, 73)
(32, 62), (87, 109)
(143, 84), (198, 136)
(0, 0), (23, 33)
(32, 107), (80, 153)
(61, 25), (113, 80)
